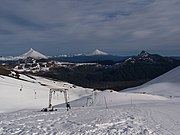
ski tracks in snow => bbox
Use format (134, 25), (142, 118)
(0, 105), (179, 135)
(128, 104), (180, 135)
(144, 107), (180, 135)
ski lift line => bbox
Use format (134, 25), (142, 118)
(0, 80), (28, 86)
(0, 82), (34, 89)
(0, 79), (70, 91)
(0, 76), (37, 84)
(0, 82), (23, 88)
(0, 79), (44, 88)
(1, 81), (39, 87)
(0, 83), (22, 88)
(0, 81), (42, 90)
(2, 79), (39, 84)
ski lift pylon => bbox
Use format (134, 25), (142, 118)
(41, 88), (68, 112)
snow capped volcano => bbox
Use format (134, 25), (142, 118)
(89, 49), (108, 56)
(18, 48), (47, 59)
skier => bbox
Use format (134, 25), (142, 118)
(66, 102), (71, 111)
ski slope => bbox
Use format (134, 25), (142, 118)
(0, 74), (92, 113)
(0, 66), (180, 134)
(0, 98), (180, 135)
(124, 66), (180, 97)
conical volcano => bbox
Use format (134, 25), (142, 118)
(18, 48), (47, 59)
(90, 49), (108, 56)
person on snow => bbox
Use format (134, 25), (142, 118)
(66, 102), (71, 111)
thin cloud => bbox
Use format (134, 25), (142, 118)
(0, 0), (180, 56)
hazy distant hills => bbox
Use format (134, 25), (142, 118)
(0, 49), (128, 63)
(49, 49), (128, 63)
(50, 55), (128, 64)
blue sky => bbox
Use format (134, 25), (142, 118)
(0, 0), (180, 56)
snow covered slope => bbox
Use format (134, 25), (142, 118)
(124, 66), (180, 97)
(0, 73), (166, 113)
(0, 75), (92, 113)
(0, 66), (180, 134)
(17, 48), (47, 59)
(93, 90), (166, 106)
(0, 90), (179, 135)
(1, 100), (180, 135)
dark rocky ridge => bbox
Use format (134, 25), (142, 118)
(36, 51), (180, 91)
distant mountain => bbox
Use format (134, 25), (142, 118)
(0, 48), (47, 61)
(138, 50), (149, 57)
(49, 55), (127, 64)
(37, 51), (180, 91)
(49, 49), (108, 58)
(17, 48), (47, 59)
(49, 49), (126, 63)
(124, 50), (177, 65)
(88, 49), (108, 56)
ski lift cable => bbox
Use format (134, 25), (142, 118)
(0, 80), (44, 89)
(0, 80), (29, 86)
(0, 82), (24, 91)
(0, 81), (43, 91)
(0, 82), (32, 89)
(0, 82), (21, 88)
(0, 77), (40, 86)
(0, 78), (67, 92)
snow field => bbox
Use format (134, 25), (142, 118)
(124, 66), (180, 97)
(0, 74), (92, 113)
(1, 100), (180, 135)
(0, 66), (180, 134)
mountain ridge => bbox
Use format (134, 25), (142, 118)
(36, 51), (180, 91)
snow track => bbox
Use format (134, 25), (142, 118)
(1, 101), (179, 135)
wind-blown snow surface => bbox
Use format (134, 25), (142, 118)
(124, 66), (180, 97)
(0, 66), (180, 134)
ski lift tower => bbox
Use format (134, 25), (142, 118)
(41, 88), (68, 112)
(49, 88), (68, 108)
